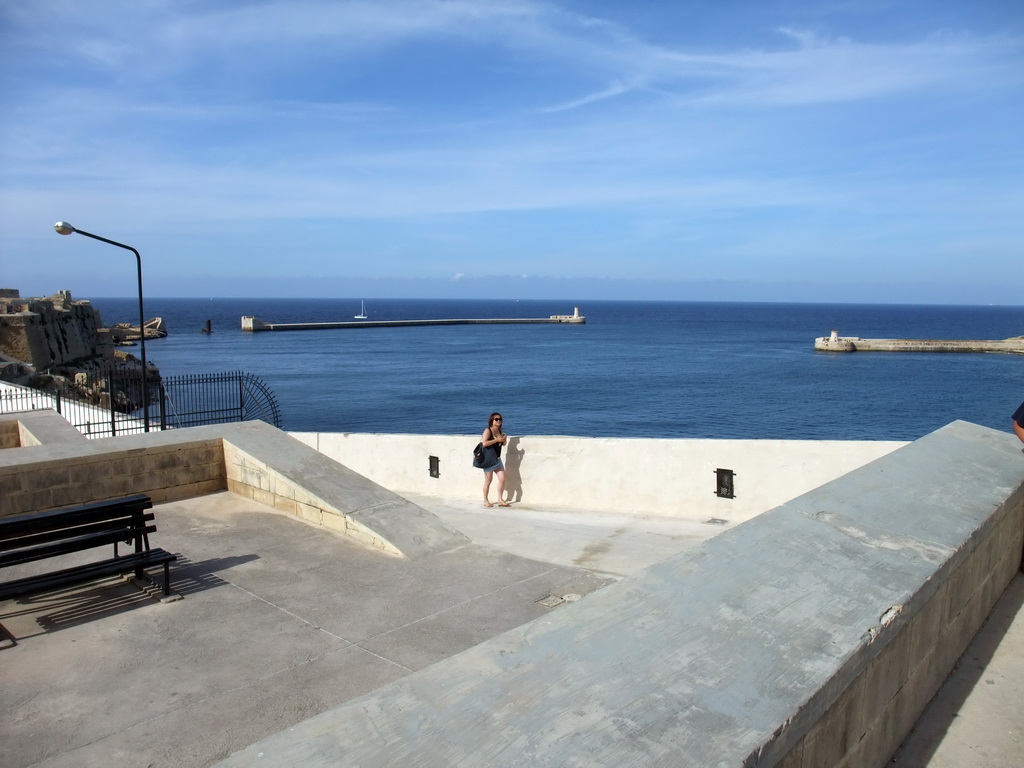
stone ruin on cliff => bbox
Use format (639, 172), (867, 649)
(0, 288), (164, 409)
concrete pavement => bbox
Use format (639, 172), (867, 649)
(1, 490), (1021, 767)
(405, 493), (727, 577)
(1, 491), (703, 768)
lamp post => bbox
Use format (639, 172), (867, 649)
(54, 221), (150, 431)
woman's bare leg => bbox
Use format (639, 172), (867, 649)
(496, 469), (509, 506)
(483, 471), (494, 507)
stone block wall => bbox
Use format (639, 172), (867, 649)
(0, 438), (225, 517)
(0, 420), (20, 449)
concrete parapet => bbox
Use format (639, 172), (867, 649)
(0, 417), (466, 559)
(292, 432), (906, 523)
(1, 410), (86, 449)
(11, 409), (91, 448)
(217, 421), (1024, 767)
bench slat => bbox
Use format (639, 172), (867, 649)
(0, 524), (159, 568)
(0, 495), (153, 538)
(0, 549), (177, 601)
(0, 513), (156, 550)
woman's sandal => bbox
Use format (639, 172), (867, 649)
(497, 501), (511, 507)
(484, 502), (494, 508)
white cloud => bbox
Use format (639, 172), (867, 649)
(537, 25), (1022, 110)
(5, 2), (1017, 108)
(540, 79), (638, 113)
(1, 2), (1022, 296)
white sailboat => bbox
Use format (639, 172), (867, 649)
(354, 301), (367, 319)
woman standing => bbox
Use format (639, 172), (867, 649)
(480, 412), (510, 507)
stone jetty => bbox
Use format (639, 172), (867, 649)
(815, 329), (1024, 354)
(242, 306), (586, 332)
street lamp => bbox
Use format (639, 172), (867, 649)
(54, 221), (150, 431)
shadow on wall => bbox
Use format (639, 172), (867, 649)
(504, 437), (525, 503)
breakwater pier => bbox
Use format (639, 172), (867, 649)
(815, 329), (1024, 354)
(242, 307), (585, 332)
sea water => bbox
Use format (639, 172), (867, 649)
(88, 298), (1024, 441)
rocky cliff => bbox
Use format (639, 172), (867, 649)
(0, 290), (163, 404)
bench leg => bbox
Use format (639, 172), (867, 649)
(163, 562), (171, 595)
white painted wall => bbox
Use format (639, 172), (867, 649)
(289, 433), (906, 523)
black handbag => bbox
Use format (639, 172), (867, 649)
(472, 442), (487, 468)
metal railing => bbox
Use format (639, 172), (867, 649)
(159, 371), (282, 430)
(0, 371), (281, 438)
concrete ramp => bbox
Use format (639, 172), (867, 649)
(220, 420), (470, 558)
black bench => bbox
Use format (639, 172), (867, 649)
(0, 494), (177, 601)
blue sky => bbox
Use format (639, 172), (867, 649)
(1, 1), (1021, 303)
